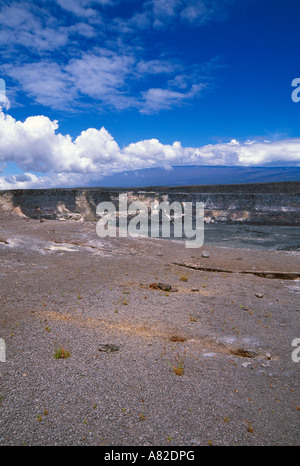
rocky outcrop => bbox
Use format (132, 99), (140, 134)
(0, 182), (299, 225)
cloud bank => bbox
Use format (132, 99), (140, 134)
(1, 111), (299, 189)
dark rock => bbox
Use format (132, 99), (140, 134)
(169, 335), (186, 342)
(158, 282), (172, 291)
(230, 348), (257, 358)
(149, 282), (175, 291)
(98, 344), (119, 353)
(149, 283), (159, 289)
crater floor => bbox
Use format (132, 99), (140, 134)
(0, 214), (299, 446)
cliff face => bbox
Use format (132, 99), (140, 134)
(0, 184), (299, 225)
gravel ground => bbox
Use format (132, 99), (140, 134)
(0, 214), (299, 446)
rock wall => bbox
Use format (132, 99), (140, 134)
(0, 184), (299, 225)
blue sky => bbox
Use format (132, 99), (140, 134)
(0, 0), (300, 188)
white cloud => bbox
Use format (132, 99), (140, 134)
(55, 0), (96, 18)
(0, 112), (122, 174)
(0, 3), (68, 52)
(65, 50), (137, 109)
(136, 59), (181, 75)
(3, 50), (138, 111)
(3, 49), (209, 113)
(0, 111), (299, 189)
(0, 1), (230, 114)
(127, 0), (237, 30)
(180, 1), (230, 24)
(55, 0), (119, 17)
(140, 83), (205, 113)
(3, 61), (76, 111)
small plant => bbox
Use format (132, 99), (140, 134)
(121, 290), (129, 305)
(139, 399), (146, 420)
(45, 325), (51, 332)
(54, 346), (71, 359)
(179, 273), (188, 282)
(165, 354), (185, 376)
(232, 325), (239, 334)
(189, 314), (197, 322)
(246, 421), (254, 433)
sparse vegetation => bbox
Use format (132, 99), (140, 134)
(246, 421), (254, 433)
(54, 346), (71, 359)
(121, 289), (129, 305)
(179, 273), (188, 282)
(165, 353), (185, 376)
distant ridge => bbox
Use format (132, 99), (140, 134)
(134, 180), (300, 194)
(67, 180), (300, 194)
(1, 167), (300, 194)
(87, 165), (300, 190)
(2, 180), (300, 195)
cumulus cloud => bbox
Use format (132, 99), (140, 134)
(0, 112), (121, 174)
(0, 111), (299, 189)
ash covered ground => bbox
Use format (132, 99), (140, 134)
(0, 213), (299, 446)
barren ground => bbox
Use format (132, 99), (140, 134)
(0, 214), (299, 446)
